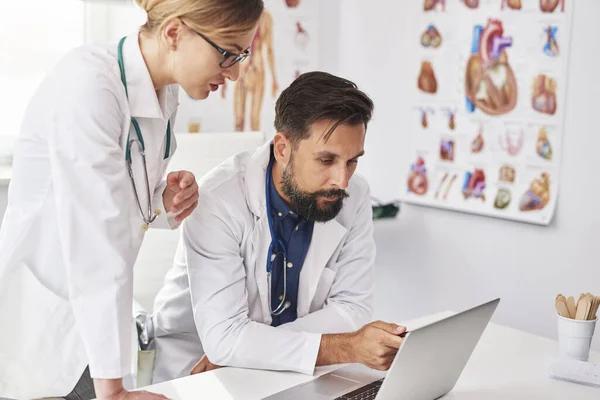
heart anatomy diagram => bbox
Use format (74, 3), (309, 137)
(404, 1), (571, 225)
(465, 19), (517, 116)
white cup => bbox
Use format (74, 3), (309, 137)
(557, 315), (597, 361)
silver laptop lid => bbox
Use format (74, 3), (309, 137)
(375, 298), (500, 400)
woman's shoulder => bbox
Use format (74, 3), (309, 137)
(51, 43), (122, 94)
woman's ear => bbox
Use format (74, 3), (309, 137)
(162, 18), (184, 50)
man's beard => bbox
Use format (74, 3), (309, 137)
(281, 156), (349, 222)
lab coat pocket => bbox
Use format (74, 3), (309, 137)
(309, 267), (336, 313)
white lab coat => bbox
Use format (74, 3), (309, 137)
(0, 33), (179, 399)
(151, 142), (375, 383)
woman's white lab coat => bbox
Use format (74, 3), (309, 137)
(0, 33), (179, 399)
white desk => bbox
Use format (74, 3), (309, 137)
(137, 311), (600, 399)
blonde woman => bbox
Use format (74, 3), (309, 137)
(0, 1), (263, 399)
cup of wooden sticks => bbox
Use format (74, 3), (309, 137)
(555, 293), (599, 361)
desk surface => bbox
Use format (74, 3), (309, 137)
(140, 311), (599, 400)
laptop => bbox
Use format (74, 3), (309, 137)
(264, 298), (500, 400)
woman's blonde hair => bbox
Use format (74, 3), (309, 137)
(136, 0), (264, 39)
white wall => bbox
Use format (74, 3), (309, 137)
(343, 0), (600, 351)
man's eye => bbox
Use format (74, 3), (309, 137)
(320, 159), (333, 165)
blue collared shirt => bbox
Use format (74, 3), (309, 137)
(268, 160), (314, 327)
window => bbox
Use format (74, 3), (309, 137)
(0, 0), (86, 138)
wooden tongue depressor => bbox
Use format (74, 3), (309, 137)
(588, 296), (596, 320)
(576, 297), (591, 320)
(578, 293), (585, 307)
(556, 298), (571, 318)
(566, 296), (577, 319)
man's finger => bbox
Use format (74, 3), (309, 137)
(190, 357), (208, 375)
(206, 362), (222, 372)
(371, 321), (407, 335)
(378, 331), (404, 349)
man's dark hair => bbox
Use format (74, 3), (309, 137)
(274, 72), (374, 146)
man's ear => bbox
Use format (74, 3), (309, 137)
(272, 132), (292, 167)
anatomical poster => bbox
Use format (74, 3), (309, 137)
(401, 0), (572, 225)
(174, 0), (319, 136)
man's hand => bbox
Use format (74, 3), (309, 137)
(317, 321), (406, 371)
(162, 170), (199, 223)
(349, 321), (406, 370)
(190, 354), (223, 375)
(94, 378), (170, 400)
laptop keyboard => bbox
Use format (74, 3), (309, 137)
(334, 378), (384, 400)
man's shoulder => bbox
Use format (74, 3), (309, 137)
(335, 174), (372, 227)
(347, 173), (370, 198)
(197, 149), (252, 204)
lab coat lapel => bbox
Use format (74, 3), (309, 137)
(121, 34), (179, 198)
(250, 215), (272, 324)
(244, 141), (348, 319)
(122, 32), (163, 119)
(297, 220), (347, 316)
(245, 141), (274, 322)
(244, 141), (272, 217)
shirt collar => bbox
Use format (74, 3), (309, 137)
(121, 32), (179, 120)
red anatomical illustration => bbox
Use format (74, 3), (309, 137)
(501, 0), (522, 10)
(407, 157), (429, 196)
(418, 61), (438, 94)
(463, 0), (479, 9)
(520, 173), (551, 211)
(421, 25), (442, 48)
(465, 19), (518, 115)
(424, 0), (445, 11)
(462, 169), (486, 201)
(540, 0), (565, 13)
(532, 74), (557, 115)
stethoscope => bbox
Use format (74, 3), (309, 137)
(118, 36), (172, 226)
(265, 154), (291, 316)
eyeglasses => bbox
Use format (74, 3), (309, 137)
(183, 21), (250, 68)
(197, 31), (250, 68)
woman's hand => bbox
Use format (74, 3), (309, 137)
(162, 170), (199, 223)
(94, 378), (170, 400)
